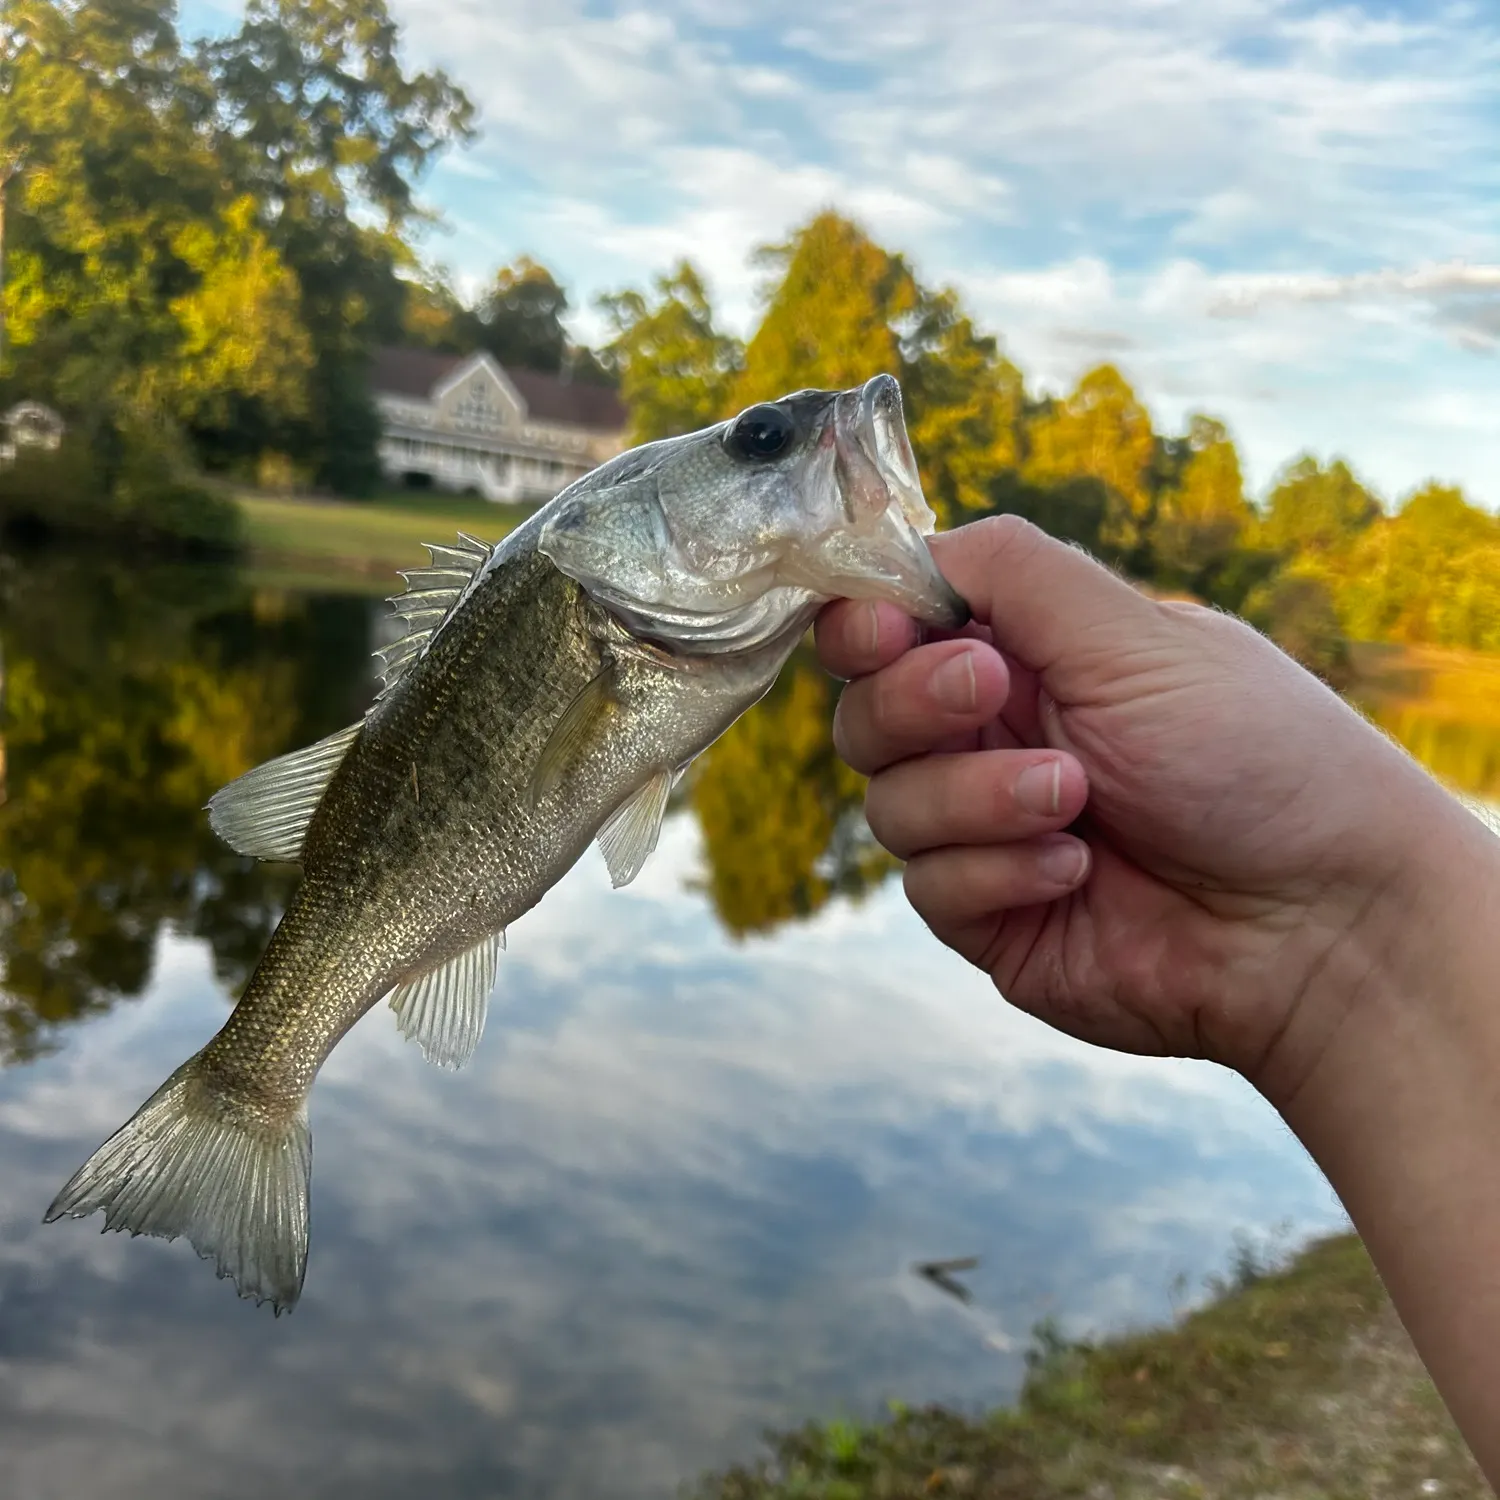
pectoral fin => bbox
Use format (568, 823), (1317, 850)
(596, 767), (673, 889)
(207, 722), (362, 863)
(388, 929), (506, 1070)
(528, 665), (619, 807)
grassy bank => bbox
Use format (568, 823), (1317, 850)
(692, 1233), (1483, 1499)
(233, 489), (531, 579)
(1347, 641), (1500, 799)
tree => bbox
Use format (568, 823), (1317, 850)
(727, 213), (1026, 526)
(168, 196), (315, 436)
(733, 211), (916, 407)
(473, 257), (568, 374)
(1022, 365), (1157, 559)
(1261, 455), (1381, 561)
(1148, 415), (1260, 603)
(0, 0), (222, 425)
(599, 261), (743, 443)
(202, 0), (475, 490)
(399, 269), (480, 353)
(1335, 483), (1500, 650)
(900, 287), (1025, 527)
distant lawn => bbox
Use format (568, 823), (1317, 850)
(232, 489), (533, 579)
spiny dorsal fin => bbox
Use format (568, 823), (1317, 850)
(388, 928), (506, 1069)
(597, 767), (673, 888)
(527, 665), (620, 807)
(207, 722), (362, 863)
(376, 532), (492, 696)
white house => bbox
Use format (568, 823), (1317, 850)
(372, 348), (628, 503)
(0, 400), (65, 467)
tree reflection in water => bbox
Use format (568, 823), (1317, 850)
(4, 548), (1494, 1070)
(0, 551), (374, 1064)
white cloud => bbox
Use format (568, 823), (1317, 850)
(1209, 261), (1500, 314)
(184, 0), (1500, 501)
(378, 0), (1500, 508)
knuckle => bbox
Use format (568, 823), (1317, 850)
(974, 513), (1047, 566)
(901, 855), (936, 912)
(861, 773), (897, 844)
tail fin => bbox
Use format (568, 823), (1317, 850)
(44, 1061), (312, 1314)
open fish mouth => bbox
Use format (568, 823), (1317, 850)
(802, 374), (970, 628)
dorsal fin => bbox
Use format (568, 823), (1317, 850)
(375, 532), (492, 696)
(207, 722), (362, 862)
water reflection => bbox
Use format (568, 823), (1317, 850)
(0, 552), (372, 1062)
(2, 549), (1492, 1498)
(689, 655), (892, 937)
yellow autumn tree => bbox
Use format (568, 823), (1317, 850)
(168, 196), (315, 429)
(1023, 365), (1157, 557)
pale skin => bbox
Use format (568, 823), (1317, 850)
(815, 514), (1500, 1483)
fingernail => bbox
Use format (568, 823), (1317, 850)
(854, 602), (880, 658)
(1014, 760), (1061, 817)
(932, 650), (976, 712)
(1038, 839), (1087, 887)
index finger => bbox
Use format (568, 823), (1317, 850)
(814, 599), (921, 679)
(927, 515), (1164, 695)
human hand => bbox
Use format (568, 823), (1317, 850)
(816, 515), (1479, 1105)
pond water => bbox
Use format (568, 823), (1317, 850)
(1, 548), (1489, 1498)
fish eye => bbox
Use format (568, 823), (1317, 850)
(723, 404), (794, 462)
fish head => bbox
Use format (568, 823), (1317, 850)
(537, 374), (970, 652)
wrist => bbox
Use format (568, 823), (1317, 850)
(1251, 761), (1500, 1116)
(1261, 785), (1500, 1476)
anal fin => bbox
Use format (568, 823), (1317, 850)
(597, 767), (673, 889)
(388, 930), (505, 1070)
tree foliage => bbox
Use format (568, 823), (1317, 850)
(0, 0), (473, 496)
(599, 262), (743, 443)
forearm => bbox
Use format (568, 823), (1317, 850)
(1276, 790), (1500, 1480)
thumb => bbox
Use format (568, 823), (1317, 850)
(928, 515), (1165, 700)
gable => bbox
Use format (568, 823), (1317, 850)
(433, 355), (527, 432)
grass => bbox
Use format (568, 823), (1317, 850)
(1346, 641), (1500, 798)
(230, 488), (532, 580)
(689, 1233), (1485, 1499)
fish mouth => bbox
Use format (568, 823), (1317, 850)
(803, 374), (970, 628)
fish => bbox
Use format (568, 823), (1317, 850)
(44, 374), (968, 1313)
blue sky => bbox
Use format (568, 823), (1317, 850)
(183, 0), (1500, 507)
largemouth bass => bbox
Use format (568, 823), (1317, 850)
(45, 375), (967, 1312)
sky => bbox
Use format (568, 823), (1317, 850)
(183, 0), (1500, 507)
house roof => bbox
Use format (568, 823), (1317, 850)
(371, 347), (627, 433)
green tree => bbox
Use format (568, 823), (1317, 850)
(901, 287), (1025, 527)
(202, 0), (475, 491)
(474, 257), (568, 374)
(398, 269), (481, 353)
(0, 0), (220, 424)
(599, 261), (743, 443)
(1147, 415), (1265, 605)
(731, 212), (1026, 526)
